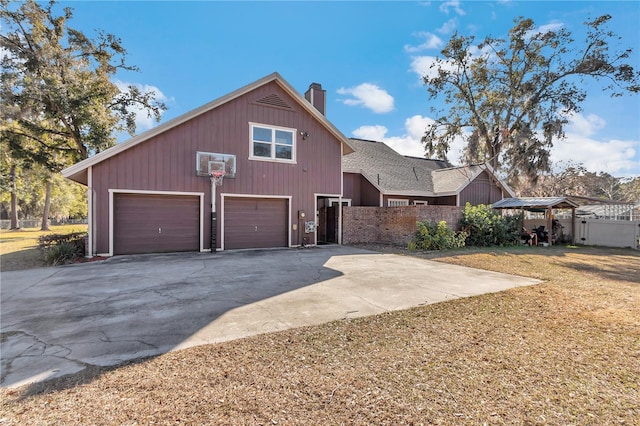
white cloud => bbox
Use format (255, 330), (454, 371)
(115, 80), (170, 131)
(404, 32), (444, 52)
(439, 0), (466, 16)
(565, 112), (606, 137)
(352, 125), (389, 141)
(437, 18), (458, 35)
(551, 134), (639, 177)
(383, 115), (433, 158)
(409, 55), (458, 81)
(408, 43), (494, 81)
(525, 21), (564, 40)
(337, 83), (394, 114)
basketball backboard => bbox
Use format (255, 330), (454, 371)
(196, 151), (236, 178)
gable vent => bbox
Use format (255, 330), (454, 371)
(255, 93), (293, 110)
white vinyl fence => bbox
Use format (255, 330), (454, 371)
(576, 218), (640, 249)
(0, 219), (87, 229)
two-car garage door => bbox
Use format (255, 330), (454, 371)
(113, 193), (288, 254)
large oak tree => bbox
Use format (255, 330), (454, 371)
(1, 0), (166, 228)
(422, 15), (639, 185)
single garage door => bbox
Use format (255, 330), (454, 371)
(114, 193), (200, 255)
(224, 198), (288, 249)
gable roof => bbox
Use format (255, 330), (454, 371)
(342, 138), (515, 197)
(342, 138), (450, 195)
(62, 72), (354, 184)
(432, 165), (488, 194)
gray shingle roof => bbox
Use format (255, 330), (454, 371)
(432, 165), (485, 194)
(343, 138), (490, 195)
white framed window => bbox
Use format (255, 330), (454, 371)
(328, 198), (351, 207)
(388, 199), (409, 207)
(249, 123), (296, 163)
(413, 200), (428, 205)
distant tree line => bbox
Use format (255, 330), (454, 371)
(519, 161), (640, 203)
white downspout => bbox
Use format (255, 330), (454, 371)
(87, 167), (93, 257)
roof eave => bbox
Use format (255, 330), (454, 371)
(65, 169), (88, 185)
(381, 190), (439, 197)
(480, 162), (516, 197)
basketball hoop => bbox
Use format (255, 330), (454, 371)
(210, 170), (225, 186)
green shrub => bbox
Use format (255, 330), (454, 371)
(409, 220), (467, 251)
(40, 232), (87, 265)
(38, 232), (87, 249)
(44, 241), (83, 265)
(459, 203), (521, 247)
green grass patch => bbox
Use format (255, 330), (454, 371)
(0, 225), (88, 271)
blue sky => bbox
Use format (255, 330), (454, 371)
(58, 0), (639, 178)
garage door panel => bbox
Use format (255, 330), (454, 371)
(225, 198), (288, 250)
(114, 194), (199, 255)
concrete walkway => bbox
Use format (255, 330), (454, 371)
(0, 246), (540, 389)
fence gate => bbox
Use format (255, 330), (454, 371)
(576, 218), (640, 249)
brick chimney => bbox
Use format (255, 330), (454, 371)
(304, 82), (326, 115)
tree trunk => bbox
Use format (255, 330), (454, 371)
(41, 178), (52, 231)
(9, 164), (20, 230)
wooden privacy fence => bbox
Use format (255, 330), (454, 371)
(342, 205), (463, 246)
(576, 218), (640, 249)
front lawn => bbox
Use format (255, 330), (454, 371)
(1, 245), (638, 424)
(0, 225), (88, 271)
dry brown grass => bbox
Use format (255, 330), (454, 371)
(1, 245), (639, 425)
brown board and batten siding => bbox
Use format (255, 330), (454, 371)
(343, 173), (382, 207)
(459, 171), (504, 206)
(90, 80), (343, 254)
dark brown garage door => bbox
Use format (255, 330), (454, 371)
(114, 193), (200, 255)
(224, 198), (288, 250)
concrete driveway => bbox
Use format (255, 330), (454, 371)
(1, 245), (539, 389)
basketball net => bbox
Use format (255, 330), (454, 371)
(210, 171), (225, 186)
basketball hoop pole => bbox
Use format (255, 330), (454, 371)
(209, 172), (225, 251)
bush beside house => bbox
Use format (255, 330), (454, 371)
(38, 232), (87, 265)
(407, 203), (523, 251)
(408, 220), (467, 251)
(459, 203), (522, 247)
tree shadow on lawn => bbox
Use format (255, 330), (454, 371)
(1, 246), (374, 399)
(0, 247), (46, 272)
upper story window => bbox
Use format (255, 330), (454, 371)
(249, 123), (296, 163)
